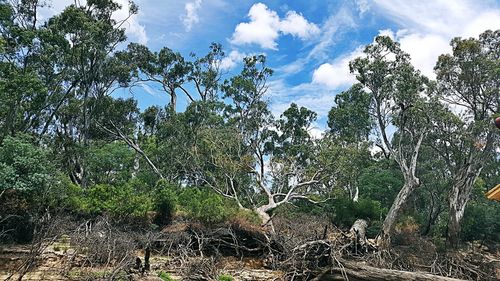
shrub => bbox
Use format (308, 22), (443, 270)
(153, 180), (178, 226)
(461, 200), (500, 242)
(78, 182), (153, 219)
(218, 274), (234, 281)
(158, 271), (175, 281)
(324, 197), (385, 231)
(86, 142), (135, 185)
(176, 187), (258, 225)
(0, 135), (55, 192)
(460, 179), (500, 243)
(178, 188), (231, 224)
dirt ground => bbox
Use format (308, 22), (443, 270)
(0, 243), (283, 281)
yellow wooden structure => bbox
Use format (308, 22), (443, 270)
(486, 184), (500, 201)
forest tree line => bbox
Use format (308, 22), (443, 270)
(0, 0), (499, 250)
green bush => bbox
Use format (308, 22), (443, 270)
(460, 178), (500, 243)
(86, 142), (135, 185)
(153, 180), (178, 226)
(217, 274), (234, 281)
(324, 197), (385, 230)
(158, 271), (175, 281)
(461, 199), (500, 242)
(178, 188), (232, 224)
(175, 187), (259, 225)
(0, 135), (58, 242)
(78, 182), (153, 218)
(0, 135), (55, 192)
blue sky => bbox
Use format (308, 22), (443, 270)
(42, 0), (500, 133)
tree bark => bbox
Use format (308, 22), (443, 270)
(379, 178), (420, 246)
(255, 202), (275, 230)
(447, 165), (482, 247)
(314, 260), (466, 281)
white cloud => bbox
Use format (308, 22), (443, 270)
(377, 28), (395, 39)
(307, 7), (357, 61)
(182, 0), (203, 32)
(220, 50), (247, 70)
(312, 47), (363, 89)
(355, 0), (370, 16)
(373, 0), (500, 79)
(396, 31), (450, 78)
(309, 126), (325, 140)
(140, 83), (162, 98)
(280, 11), (320, 40)
(114, 0), (148, 44)
(230, 3), (319, 50)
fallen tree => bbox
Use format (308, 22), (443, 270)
(314, 260), (467, 281)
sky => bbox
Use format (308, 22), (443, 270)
(40, 0), (500, 132)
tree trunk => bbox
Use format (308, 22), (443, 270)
(255, 203), (274, 227)
(447, 165), (482, 247)
(170, 90), (177, 111)
(379, 178), (420, 246)
(255, 200), (280, 233)
(314, 260), (466, 281)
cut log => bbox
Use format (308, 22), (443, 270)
(314, 260), (466, 281)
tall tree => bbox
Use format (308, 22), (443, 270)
(119, 43), (224, 111)
(433, 30), (499, 247)
(0, 0), (49, 137)
(349, 36), (432, 245)
(43, 0), (133, 186)
(222, 56), (322, 226)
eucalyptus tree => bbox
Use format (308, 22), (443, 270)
(328, 84), (372, 144)
(187, 43), (225, 102)
(0, 0), (49, 137)
(119, 42), (225, 111)
(41, 0), (134, 186)
(349, 36), (432, 245)
(222, 56), (323, 226)
(119, 43), (190, 111)
(433, 30), (499, 246)
(325, 84), (373, 201)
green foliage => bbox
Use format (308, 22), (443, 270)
(77, 182), (153, 218)
(153, 180), (178, 226)
(45, 176), (83, 211)
(217, 274), (234, 281)
(461, 200), (500, 242)
(461, 180), (500, 242)
(272, 103), (317, 165)
(324, 197), (385, 229)
(177, 188), (235, 224)
(158, 271), (175, 281)
(328, 84), (372, 142)
(0, 0), (498, 249)
(358, 162), (403, 208)
(86, 142), (135, 184)
(0, 135), (54, 192)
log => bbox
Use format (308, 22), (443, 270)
(315, 260), (466, 281)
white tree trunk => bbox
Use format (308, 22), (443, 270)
(448, 165), (482, 247)
(379, 177), (420, 246)
(255, 202), (276, 229)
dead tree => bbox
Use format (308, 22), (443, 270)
(314, 260), (467, 281)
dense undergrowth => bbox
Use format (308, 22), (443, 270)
(1, 135), (498, 246)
